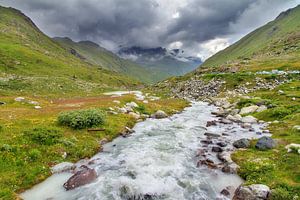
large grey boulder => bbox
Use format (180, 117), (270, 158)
(151, 110), (168, 119)
(255, 137), (276, 150)
(239, 105), (259, 115)
(63, 167), (97, 190)
(233, 138), (250, 149)
(233, 184), (270, 200)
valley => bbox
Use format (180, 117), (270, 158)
(0, 2), (299, 200)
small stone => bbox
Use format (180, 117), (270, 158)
(233, 138), (250, 149)
(239, 105), (259, 115)
(256, 105), (267, 112)
(151, 110), (168, 119)
(292, 125), (300, 131)
(204, 132), (221, 138)
(128, 112), (140, 119)
(206, 120), (217, 127)
(126, 102), (139, 108)
(241, 116), (257, 124)
(51, 162), (75, 174)
(216, 141), (227, 147)
(15, 97), (25, 102)
(212, 146), (223, 153)
(222, 163), (239, 174)
(113, 100), (120, 104)
(34, 106), (42, 109)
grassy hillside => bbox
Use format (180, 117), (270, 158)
(201, 5), (300, 72)
(54, 37), (165, 83)
(0, 6), (141, 97)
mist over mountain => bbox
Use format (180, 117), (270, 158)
(118, 46), (202, 76)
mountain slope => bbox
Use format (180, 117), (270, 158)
(0, 6), (140, 96)
(201, 5), (300, 71)
(53, 37), (164, 83)
(118, 46), (202, 77)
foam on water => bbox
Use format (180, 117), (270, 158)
(21, 102), (266, 200)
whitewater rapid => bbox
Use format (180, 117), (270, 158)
(21, 102), (266, 200)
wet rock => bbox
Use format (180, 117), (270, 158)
(151, 110), (168, 119)
(63, 167), (97, 190)
(200, 139), (213, 144)
(51, 162), (75, 174)
(241, 116), (257, 124)
(121, 127), (135, 137)
(220, 118), (232, 124)
(222, 163), (239, 174)
(217, 152), (233, 163)
(204, 132), (221, 138)
(255, 137), (276, 150)
(239, 105), (259, 115)
(211, 111), (227, 117)
(226, 114), (242, 122)
(197, 159), (217, 169)
(206, 120), (217, 127)
(220, 186), (235, 197)
(241, 123), (252, 129)
(233, 184), (270, 200)
(216, 141), (227, 147)
(233, 138), (250, 149)
(196, 149), (208, 157)
(212, 146), (223, 153)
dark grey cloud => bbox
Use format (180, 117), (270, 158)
(0, 0), (299, 59)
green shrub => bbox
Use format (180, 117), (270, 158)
(28, 149), (41, 161)
(270, 107), (292, 119)
(58, 109), (105, 129)
(270, 187), (298, 200)
(24, 127), (63, 145)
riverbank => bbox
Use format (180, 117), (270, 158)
(0, 91), (188, 199)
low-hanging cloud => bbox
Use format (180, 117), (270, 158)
(0, 0), (299, 59)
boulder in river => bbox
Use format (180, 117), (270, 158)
(151, 110), (168, 119)
(220, 186), (235, 197)
(217, 152), (233, 163)
(233, 184), (270, 200)
(63, 167), (97, 190)
(233, 138), (250, 149)
(255, 136), (276, 150)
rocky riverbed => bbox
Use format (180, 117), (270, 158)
(21, 101), (272, 200)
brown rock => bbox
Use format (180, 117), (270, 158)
(63, 167), (97, 190)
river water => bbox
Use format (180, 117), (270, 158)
(21, 102), (266, 200)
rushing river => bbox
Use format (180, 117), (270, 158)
(21, 102), (266, 200)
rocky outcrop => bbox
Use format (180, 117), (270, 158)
(233, 184), (270, 200)
(63, 167), (97, 190)
(241, 116), (257, 123)
(255, 137), (276, 150)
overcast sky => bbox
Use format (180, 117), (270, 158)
(1, 0), (299, 60)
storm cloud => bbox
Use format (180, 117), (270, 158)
(0, 0), (299, 59)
